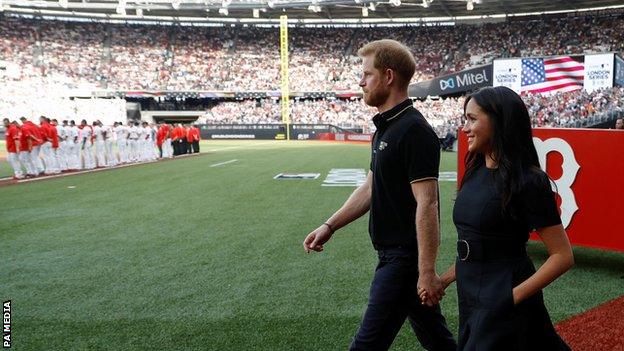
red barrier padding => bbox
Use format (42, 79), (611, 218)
(458, 128), (624, 252)
(315, 133), (372, 142)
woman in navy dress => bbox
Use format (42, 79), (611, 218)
(421, 86), (575, 350)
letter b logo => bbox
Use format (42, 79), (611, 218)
(533, 137), (580, 229)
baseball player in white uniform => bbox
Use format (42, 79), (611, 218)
(114, 122), (128, 164)
(56, 120), (69, 172)
(127, 121), (140, 163)
(69, 120), (81, 170)
(80, 119), (95, 170)
(139, 122), (155, 161)
(104, 123), (116, 167)
(93, 121), (106, 168)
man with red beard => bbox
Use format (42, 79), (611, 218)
(303, 40), (455, 351)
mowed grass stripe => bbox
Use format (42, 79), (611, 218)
(0, 140), (622, 350)
(0, 139), (292, 179)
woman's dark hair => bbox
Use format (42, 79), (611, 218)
(461, 86), (542, 212)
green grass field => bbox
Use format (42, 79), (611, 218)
(1, 140), (623, 350)
(0, 140), (12, 179)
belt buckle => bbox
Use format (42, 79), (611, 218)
(458, 240), (470, 261)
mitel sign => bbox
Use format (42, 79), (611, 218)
(439, 77), (455, 90)
(457, 128), (624, 252)
(409, 64), (493, 98)
(439, 69), (489, 91)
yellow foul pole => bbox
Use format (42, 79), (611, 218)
(279, 15), (290, 141)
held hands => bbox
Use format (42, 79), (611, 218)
(303, 224), (333, 253)
(417, 272), (446, 307)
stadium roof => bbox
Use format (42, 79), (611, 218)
(2, 0), (624, 25)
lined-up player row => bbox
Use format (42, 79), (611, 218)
(3, 118), (201, 179)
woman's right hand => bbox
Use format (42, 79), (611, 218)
(440, 264), (456, 290)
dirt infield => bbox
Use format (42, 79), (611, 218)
(556, 295), (624, 350)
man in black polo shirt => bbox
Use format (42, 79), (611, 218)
(303, 39), (456, 351)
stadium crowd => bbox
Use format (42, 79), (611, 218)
(5, 84), (620, 180)
(201, 98), (376, 128)
(523, 87), (624, 127)
(2, 12), (624, 92)
(3, 12), (624, 178)
(0, 81), (127, 125)
(2, 117), (201, 179)
(200, 86), (624, 133)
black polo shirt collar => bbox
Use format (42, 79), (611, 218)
(372, 98), (413, 129)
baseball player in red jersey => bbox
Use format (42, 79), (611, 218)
(3, 118), (24, 179)
(20, 117), (44, 175)
(17, 118), (39, 177)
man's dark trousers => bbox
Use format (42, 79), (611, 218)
(349, 248), (457, 351)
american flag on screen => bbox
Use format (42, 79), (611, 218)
(521, 56), (584, 94)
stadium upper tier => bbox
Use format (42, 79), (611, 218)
(197, 87), (624, 134)
(1, 12), (623, 92)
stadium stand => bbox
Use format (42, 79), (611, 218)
(1, 12), (623, 131)
(2, 13), (624, 91)
(198, 87), (624, 135)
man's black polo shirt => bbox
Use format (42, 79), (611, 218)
(369, 98), (440, 249)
